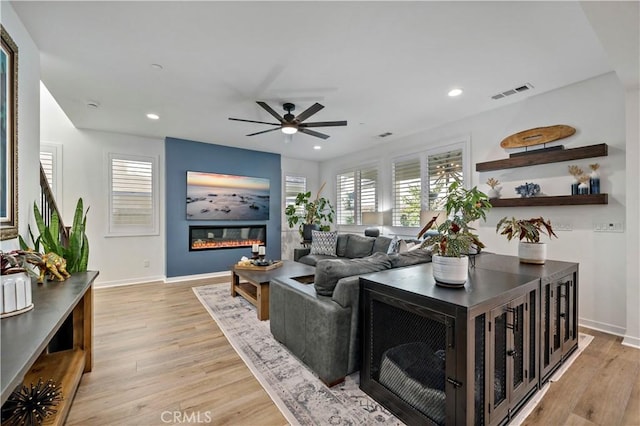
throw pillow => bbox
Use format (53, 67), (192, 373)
(387, 236), (401, 254)
(344, 234), (376, 258)
(309, 230), (338, 256)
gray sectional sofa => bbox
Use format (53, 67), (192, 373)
(293, 233), (394, 266)
(270, 233), (432, 386)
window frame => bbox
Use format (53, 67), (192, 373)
(107, 152), (159, 237)
(40, 142), (63, 204)
(336, 163), (379, 226)
(391, 138), (470, 229)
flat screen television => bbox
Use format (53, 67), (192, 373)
(186, 171), (270, 220)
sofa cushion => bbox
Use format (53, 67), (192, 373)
(372, 236), (392, 254)
(297, 253), (336, 267)
(389, 249), (432, 268)
(314, 252), (392, 296)
(310, 230), (338, 256)
(344, 235), (376, 259)
(335, 234), (350, 257)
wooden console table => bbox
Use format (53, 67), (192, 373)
(1, 271), (98, 425)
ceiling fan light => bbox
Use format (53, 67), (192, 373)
(281, 125), (298, 135)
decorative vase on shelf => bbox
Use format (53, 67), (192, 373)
(589, 164), (601, 194)
(487, 186), (502, 199)
(578, 181), (589, 195)
(571, 177), (579, 195)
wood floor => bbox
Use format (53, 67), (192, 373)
(66, 279), (639, 426)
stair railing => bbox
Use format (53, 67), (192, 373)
(39, 164), (69, 247)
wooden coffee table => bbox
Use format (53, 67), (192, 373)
(230, 260), (315, 320)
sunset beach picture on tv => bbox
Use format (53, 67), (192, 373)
(186, 171), (270, 220)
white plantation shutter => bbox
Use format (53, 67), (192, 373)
(108, 154), (158, 235)
(285, 175), (307, 216)
(40, 151), (54, 190)
(359, 167), (378, 219)
(392, 158), (421, 226)
(336, 171), (355, 225)
(427, 148), (463, 210)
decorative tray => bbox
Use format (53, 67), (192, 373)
(234, 260), (283, 271)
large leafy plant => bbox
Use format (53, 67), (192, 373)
(20, 198), (90, 273)
(496, 216), (557, 243)
(285, 182), (335, 237)
(418, 182), (492, 257)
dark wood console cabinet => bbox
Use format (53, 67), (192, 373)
(360, 254), (578, 426)
(1, 271), (98, 425)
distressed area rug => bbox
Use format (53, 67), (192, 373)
(193, 283), (592, 426)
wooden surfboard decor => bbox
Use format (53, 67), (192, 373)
(500, 125), (576, 149)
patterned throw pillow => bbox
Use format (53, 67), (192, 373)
(309, 230), (338, 256)
(387, 236), (401, 254)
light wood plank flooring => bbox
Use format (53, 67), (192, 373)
(67, 279), (639, 425)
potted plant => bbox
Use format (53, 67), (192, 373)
(285, 182), (335, 241)
(1, 250), (42, 317)
(496, 216), (557, 264)
(418, 182), (492, 286)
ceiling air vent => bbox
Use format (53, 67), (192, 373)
(491, 83), (534, 100)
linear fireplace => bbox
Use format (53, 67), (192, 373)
(189, 225), (266, 251)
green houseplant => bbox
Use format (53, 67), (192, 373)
(418, 182), (492, 286)
(19, 198), (90, 273)
(285, 182), (335, 240)
(496, 216), (557, 264)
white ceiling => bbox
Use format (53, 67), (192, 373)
(12, 1), (627, 161)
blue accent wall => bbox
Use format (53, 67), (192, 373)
(165, 137), (281, 277)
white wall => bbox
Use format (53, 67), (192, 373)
(320, 72), (633, 340)
(40, 86), (165, 287)
(624, 88), (640, 347)
(280, 156), (320, 260)
(0, 3), (41, 253)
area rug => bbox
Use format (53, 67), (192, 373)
(193, 283), (592, 426)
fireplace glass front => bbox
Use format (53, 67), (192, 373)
(189, 225), (266, 251)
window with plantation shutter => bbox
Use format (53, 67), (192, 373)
(336, 171), (355, 225)
(284, 175), (307, 216)
(392, 158), (421, 227)
(427, 148), (463, 210)
(108, 153), (158, 236)
(40, 143), (62, 202)
(336, 166), (378, 225)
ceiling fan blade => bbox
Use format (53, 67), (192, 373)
(229, 117), (280, 126)
(295, 103), (324, 123)
(300, 120), (347, 128)
(256, 101), (284, 123)
(299, 128), (330, 140)
(247, 128), (281, 137)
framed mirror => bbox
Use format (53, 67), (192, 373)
(1, 25), (18, 240)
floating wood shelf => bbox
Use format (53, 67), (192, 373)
(476, 143), (608, 172)
(490, 194), (608, 207)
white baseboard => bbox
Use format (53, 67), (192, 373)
(579, 317), (627, 337)
(622, 335), (640, 349)
(164, 270), (230, 284)
(94, 275), (166, 288)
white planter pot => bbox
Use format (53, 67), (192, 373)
(518, 242), (547, 264)
(432, 255), (469, 287)
(1, 271), (34, 318)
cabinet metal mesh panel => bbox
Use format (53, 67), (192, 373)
(513, 304), (525, 387)
(554, 287), (561, 351)
(370, 299), (448, 425)
(529, 291), (536, 382)
(543, 285), (551, 367)
(562, 282), (570, 344)
(494, 312), (507, 405)
(474, 314), (486, 426)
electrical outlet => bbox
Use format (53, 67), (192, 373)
(555, 223), (572, 231)
(593, 222), (624, 233)
(143, 259), (150, 267)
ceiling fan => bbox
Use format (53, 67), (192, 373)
(229, 101), (347, 140)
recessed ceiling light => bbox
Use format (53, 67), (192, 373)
(86, 100), (100, 109)
(448, 88), (463, 97)
(146, 113), (160, 120)
(150, 63), (164, 71)
(313, 145), (322, 150)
